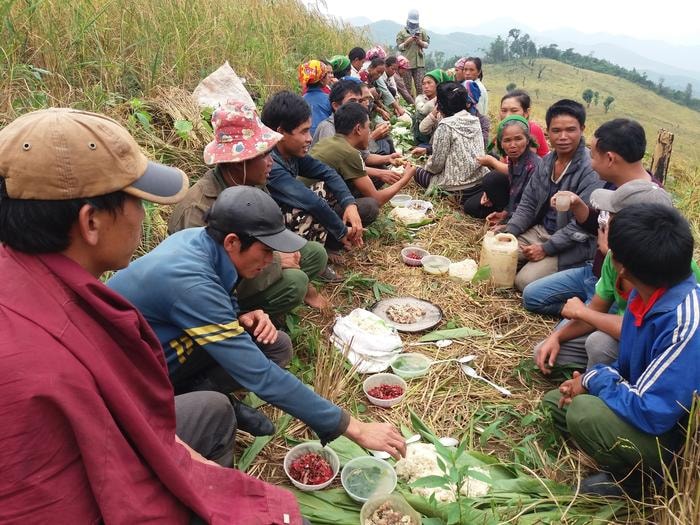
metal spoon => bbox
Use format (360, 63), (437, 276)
(460, 364), (512, 397)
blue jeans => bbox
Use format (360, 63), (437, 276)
(522, 263), (597, 316)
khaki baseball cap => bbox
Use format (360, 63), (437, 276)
(0, 108), (188, 204)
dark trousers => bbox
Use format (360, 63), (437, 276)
(325, 197), (380, 251)
(170, 331), (293, 395)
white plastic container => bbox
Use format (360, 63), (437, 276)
(363, 373), (407, 408)
(479, 232), (519, 288)
(283, 442), (340, 491)
(341, 456), (397, 503)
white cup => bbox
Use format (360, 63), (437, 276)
(555, 194), (571, 212)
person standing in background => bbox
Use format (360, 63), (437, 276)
(396, 9), (430, 96)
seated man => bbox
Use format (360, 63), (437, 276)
(313, 79), (402, 186)
(168, 102), (329, 313)
(534, 180), (676, 374)
(0, 108), (303, 523)
(504, 99), (603, 291)
(310, 102), (416, 206)
(261, 91), (376, 268)
(108, 186), (407, 460)
(523, 118), (665, 315)
(543, 203), (700, 497)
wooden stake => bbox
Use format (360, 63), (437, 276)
(650, 129), (674, 184)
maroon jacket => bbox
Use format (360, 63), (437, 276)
(0, 247), (302, 524)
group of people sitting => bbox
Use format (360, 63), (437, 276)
(1, 10), (699, 522)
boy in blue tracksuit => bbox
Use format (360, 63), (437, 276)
(543, 203), (700, 496)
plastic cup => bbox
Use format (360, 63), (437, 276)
(555, 194), (571, 212)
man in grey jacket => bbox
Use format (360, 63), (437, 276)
(505, 100), (604, 291)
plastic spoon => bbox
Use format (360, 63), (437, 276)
(428, 354), (476, 367)
(460, 364), (512, 397)
(370, 433), (422, 458)
(406, 339), (454, 348)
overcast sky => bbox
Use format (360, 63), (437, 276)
(314, 0), (699, 46)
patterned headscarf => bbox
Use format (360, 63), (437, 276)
(396, 55), (411, 70)
(454, 57), (468, 70)
(365, 46), (386, 61)
(298, 60), (325, 87)
(463, 80), (481, 110)
(488, 115), (539, 157)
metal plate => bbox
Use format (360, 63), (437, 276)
(371, 297), (442, 333)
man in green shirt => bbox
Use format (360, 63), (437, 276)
(310, 102), (415, 206)
(396, 9), (430, 96)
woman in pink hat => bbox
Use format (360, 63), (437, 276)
(169, 101), (330, 313)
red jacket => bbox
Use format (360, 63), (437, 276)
(0, 247), (302, 524)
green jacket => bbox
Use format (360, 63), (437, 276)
(396, 27), (430, 68)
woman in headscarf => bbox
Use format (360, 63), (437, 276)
(412, 69), (452, 144)
(299, 60), (332, 136)
(455, 57), (488, 116)
(412, 82), (489, 192)
(328, 54), (351, 79)
(462, 115), (541, 225)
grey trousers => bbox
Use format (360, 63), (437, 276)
(533, 325), (620, 370)
(515, 225), (559, 291)
(325, 197), (380, 250)
(175, 391), (236, 467)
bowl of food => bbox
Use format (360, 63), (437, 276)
(400, 246), (429, 266)
(341, 456), (397, 503)
(421, 255), (451, 275)
(283, 442), (340, 491)
(389, 194), (412, 207)
(360, 493), (421, 525)
(406, 199), (432, 213)
(363, 373), (407, 408)
(391, 353), (432, 379)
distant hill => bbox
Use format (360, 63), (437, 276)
(356, 19), (493, 59)
(484, 58), (700, 168)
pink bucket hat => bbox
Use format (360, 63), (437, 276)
(203, 101), (282, 165)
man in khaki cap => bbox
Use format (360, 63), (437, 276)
(0, 108), (304, 524)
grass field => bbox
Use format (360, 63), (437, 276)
(2, 1), (700, 523)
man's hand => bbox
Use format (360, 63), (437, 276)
(278, 251), (301, 270)
(371, 123), (391, 141)
(375, 169), (401, 185)
(535, 335), (560, 375)
(388, 153), (403, 165)
(486, 210), (508, 228)
(410, 146), (427, 157)
(344, 417), (406, 460)
(522, 244), (546, 262)
(561, 297), (587, 321)
(558, 371), (587, 408)
(238, 310), (277, 345)
(341, 205), (364, 248)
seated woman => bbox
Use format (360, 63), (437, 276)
(299, 60), (331, 136)
(498, 90), (549, 157)
(412, 82), (489, 192)
(462, 115), (542, 224)
(455, 57), (488, 116)
(412, 69), (444, 144)
(328, 54), (351, 79)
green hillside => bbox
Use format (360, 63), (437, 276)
(486, 59), (700, 168)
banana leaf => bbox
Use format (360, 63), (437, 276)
(418, 327), (486, 342)
(236, 414), (291, 472)
(293, 488), (361, 525)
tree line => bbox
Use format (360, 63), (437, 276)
(481, 29), (700, 112)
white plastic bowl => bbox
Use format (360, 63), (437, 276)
(391, 353), (432, 379)
(283, 442), (340, 491)
(341, 456), (397, 503)
(360, 493), (422, 525)
(390, 194), (412, 207)
(400, 246), (430, 266)
(363, 373), (407, 408)
(421, 255), (451, 275)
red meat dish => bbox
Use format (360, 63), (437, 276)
(406, 252), (422, 260)
(367, 384), (404, 399)
(289, 452), (334, 485)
